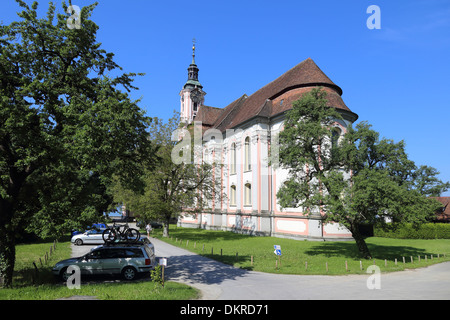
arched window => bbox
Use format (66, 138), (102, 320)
(244, 136), (251, 171)
(230, 143), (236, 174)
(332, 127), (342, 148)
(244, 183), (251, 206)
(230, 185), (236, 206)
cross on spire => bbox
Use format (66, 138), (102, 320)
(192, 38), (196, 64)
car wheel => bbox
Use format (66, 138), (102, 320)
(75, 239), (83, 246)
(122, 266), (137, 280)
(60, 267), (71, 282)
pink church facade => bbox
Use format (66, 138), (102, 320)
(178, 44), (358, 240)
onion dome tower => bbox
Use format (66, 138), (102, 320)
(180, 39), (206, 124)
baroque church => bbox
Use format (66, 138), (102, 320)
(178, 42), (359, 240)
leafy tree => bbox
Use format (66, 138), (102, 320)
(112, 112), (220, 238)
(411, 165), (450, 197)
(276, 88), (442, 259)
(0, 1), (156, 287)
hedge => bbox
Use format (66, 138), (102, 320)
(374, 223), (450, 239)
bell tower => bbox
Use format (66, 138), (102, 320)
(180, 39), (206, 124)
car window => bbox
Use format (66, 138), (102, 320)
(86, 250), (103, 259)
(144, 246), (154, 257)
(124, 248), (144, 258)
(103, 248), (124, 259)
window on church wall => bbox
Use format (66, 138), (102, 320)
(193, 102), (198, 112)
(244, 137), (251, 171)
(230, 143), (236, 174)
(244, 183), (251, 206)
(230, 185), (236, 206)
(331, 127), (342, 148)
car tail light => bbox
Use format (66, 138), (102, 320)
(145, 259), (151, 265)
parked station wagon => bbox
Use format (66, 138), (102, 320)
(53, 241), (156, 281)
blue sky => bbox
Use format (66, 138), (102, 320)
(2, 0), (450, 195)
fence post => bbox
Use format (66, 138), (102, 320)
(32, 262), (39, 281)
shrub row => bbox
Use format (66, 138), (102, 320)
(374, 223), (450, 239)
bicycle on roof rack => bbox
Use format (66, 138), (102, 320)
(102, 222), (140, 244)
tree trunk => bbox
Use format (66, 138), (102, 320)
(351, 224), (372, 259)
(0, 223), (16, 288)
(162, 218), (170, 238)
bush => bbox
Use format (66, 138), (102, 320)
(374, 223), (450, 239)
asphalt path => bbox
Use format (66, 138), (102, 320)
(71, 237), (450, 300)
(150, 237), (450, 300)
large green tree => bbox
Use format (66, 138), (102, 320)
(0, 1), (156, 287)
(276, 88), (443, 259)
(113, 112), (221, 238)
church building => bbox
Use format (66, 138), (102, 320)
(178, 43), (359, 240)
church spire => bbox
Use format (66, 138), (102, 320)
(180, 39), (206, 124)
(185, 38), (202, 89)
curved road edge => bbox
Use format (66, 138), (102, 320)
(150, 237), (450, 300)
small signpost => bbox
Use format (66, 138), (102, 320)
(159, 258), (167, 287)
(274, 245), (281, 269)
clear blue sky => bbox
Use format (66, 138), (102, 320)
(3, 0), (450, 195)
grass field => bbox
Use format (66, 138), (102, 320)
(0, 239), (199, 300)
(151, 225), (450, 275)
(3, 226), (449, 299)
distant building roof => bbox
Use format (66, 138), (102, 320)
(430, 197), (450, 222)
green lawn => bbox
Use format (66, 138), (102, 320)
(4, 227), (449, 299)
(0, 239), (199, 300)
(151, 226), (450, 275)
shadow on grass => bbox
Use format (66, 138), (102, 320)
(305, 240), (432, 260)
(202, 253), (254, 271)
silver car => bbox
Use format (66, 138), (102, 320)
(71, 228), (108, 245)
(52, 242), (156, 281)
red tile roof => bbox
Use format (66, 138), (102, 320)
(195, 57), (358, 131)
(430, 197), (450, 222)
(194, 105), (223, 126)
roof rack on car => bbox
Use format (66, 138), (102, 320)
(103, 238), (151, 246)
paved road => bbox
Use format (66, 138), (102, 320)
(71, 237), (450, 300)
(150, 237), (450, 300)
